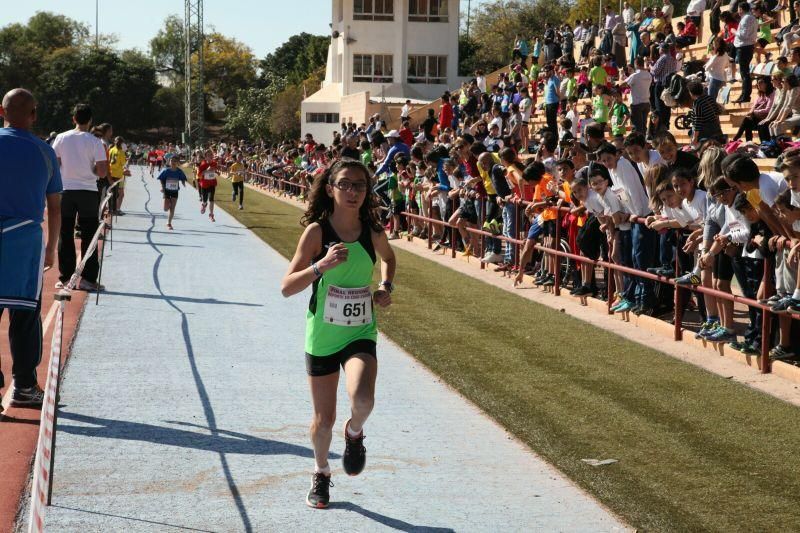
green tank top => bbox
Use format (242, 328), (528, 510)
(305, 219), (378, 356)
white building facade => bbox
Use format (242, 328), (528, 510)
(301, 0), (460, 144)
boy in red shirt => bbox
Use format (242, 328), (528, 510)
(196, 149), (219, 222)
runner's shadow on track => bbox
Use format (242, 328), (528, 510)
(113, 228), (186, 236)
(57, 411), (332, 459)
(118, 212), (173, 219)
(328, 502), (454, 532)
(100, 290), (262, 307)
(109, 240), (204, 248)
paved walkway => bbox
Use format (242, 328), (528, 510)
(20, 167), (627, 532)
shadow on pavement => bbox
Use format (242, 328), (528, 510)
(58, 411), (325, 458)
(107, 240), (204, 248)
(329, 502), (455, 532)
(50, 505), (218, 532)
(100, 290), (262, 307)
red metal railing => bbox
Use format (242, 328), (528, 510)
(401, 199), (788, 374)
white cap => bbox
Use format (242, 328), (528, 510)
(386, 130), (401, 139)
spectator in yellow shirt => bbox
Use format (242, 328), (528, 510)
(108, 136), (128, 215)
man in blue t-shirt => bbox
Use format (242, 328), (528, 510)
(0, 88), (63, 408)
(543, 65), (562, 135)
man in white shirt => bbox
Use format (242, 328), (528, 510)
(619, 57), (653, 134)
(400, 100), (412, 120)
(622, 2), (636, 24)
(52, 104), (108, 291)
(733, 1), (758, 103)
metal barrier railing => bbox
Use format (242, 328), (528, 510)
(236, 160), (787, 375)
(401, 199), (786, 375)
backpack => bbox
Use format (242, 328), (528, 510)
(669, 74), (688, 104)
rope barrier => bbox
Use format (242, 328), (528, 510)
(26, 177), (118, 532)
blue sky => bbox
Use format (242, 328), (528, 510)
(5, 1), (484, 59)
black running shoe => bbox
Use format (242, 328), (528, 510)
(342, 420), (366, 476)
(10, 384), (44, 407)
(306, 473), (333, 509)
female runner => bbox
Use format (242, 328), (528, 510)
(281, 159), (396, 509)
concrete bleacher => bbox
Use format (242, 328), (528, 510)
(397, 6), (793, 173)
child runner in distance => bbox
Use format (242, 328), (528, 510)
(197, 149), (219, 222)
(229, 155), (245, 210)
(281, 160), (396, 510)
(157, 156), (187, 230)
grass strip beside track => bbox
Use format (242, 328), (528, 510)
(207, 174), (800, 532)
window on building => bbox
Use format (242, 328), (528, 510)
(409, 0), (448, 22)
(352, 54), (394, 83)
(306, 113), (341, 123)
(354, 0), (394, 21)
(407, 55), (447, 84)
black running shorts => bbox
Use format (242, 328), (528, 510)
(305, 339), (377, 377)
(200, 186), (216, 203)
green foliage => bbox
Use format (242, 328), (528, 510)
(149, 15), (185, 84)
(36, 48), (158, 134)
(224, 87), (275, 140)
(467, 0), (570, 73)
(152, 85), (184, 136)
(226, 33), (327, 143)
(0, 12), (88, 95)
(458, 34), (481, 76)
(202, 33), (257, 107)
(258, 33), (329, 87)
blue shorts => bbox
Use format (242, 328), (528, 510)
(527, 220), (543, 241)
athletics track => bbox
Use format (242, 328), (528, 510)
(11, 167), (627, 532)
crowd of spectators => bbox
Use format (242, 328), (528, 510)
(216, 1), (800, 364)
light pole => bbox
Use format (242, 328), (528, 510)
(95, 0), (99, 47)
(466, 0), (472, 39)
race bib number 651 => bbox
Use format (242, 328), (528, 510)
(323, 285), (373, 326)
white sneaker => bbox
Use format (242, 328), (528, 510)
(481, 252), (504, 264)
(238, 205), (243, 210)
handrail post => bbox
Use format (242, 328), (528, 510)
(427, 197), (433, 250)
(607, 262), (615, 314)
(760, 256), (773, 373)
(554, 206), (562, 296)
(673, 245), (684, 341)
(451, 198), (457, 259)
(479, 199), (486, 269)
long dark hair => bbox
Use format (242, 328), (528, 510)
(301, 159), (382, 232)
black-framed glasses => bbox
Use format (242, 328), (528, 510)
(332, 181), (368, 193)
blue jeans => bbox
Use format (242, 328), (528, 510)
(485, 196), (502, 254)
(707, 78), (724, 101)
(502, 202), (517, 264)
(617, 229), (634, 299)
(625, 223), (657, 306)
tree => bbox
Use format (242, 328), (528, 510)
(152, 85), (185, 137)
(202, 33), (256, 107)
(466, 0), (570, 73)
(259, 33), (329, 87)
(224, 87), (274, 140)
(0, 12), (89, 95)
(36, 48), (158, 135)
(149, 15), (185, 84)
(458, 34), (481, 76)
